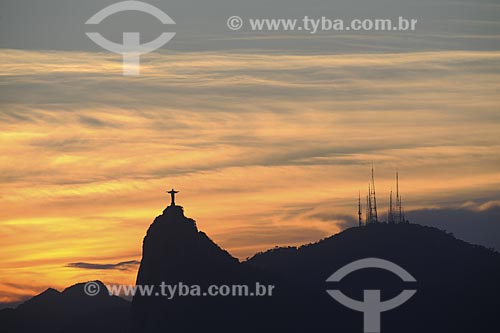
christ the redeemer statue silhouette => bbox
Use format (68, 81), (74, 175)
(167, 189), (179, 206)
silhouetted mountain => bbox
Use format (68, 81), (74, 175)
(244, 223), (500, 332)
(134, 205), (239, 286)
(130, 209), (500, 333)
(1, 281), (129, 333)
(131, 205), (254, 332)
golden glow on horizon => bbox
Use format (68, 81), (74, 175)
(1, 49), (500, 303)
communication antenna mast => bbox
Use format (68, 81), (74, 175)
(358, 191), (362, 227)
(368, 183), (372, 224)
(388, 189), (394, 224)
(401, 196), (406, 223)
(371, 166), (378, 223)
(365, 192), (371, 225)
(396, 172), (401, 223)
(399, 175), (403, 224)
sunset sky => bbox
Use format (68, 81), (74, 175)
(1, 0), (500, 305)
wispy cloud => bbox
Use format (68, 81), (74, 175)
(66, 260), (140, 270)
